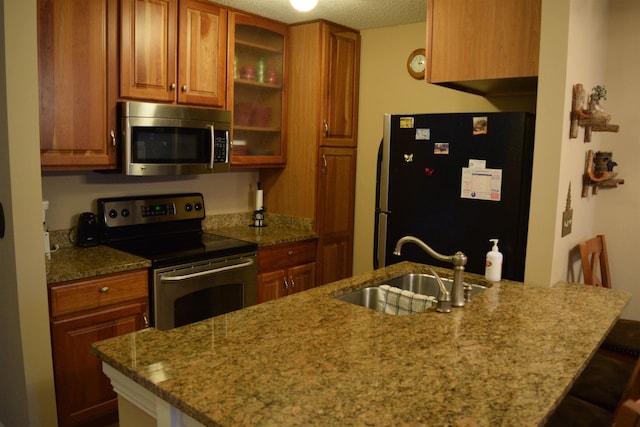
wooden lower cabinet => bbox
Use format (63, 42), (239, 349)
(316, 147), (357, 286)
(49, 269), (149, 427)
(257, 240), (317, 303)
(318, 237), (351, 286)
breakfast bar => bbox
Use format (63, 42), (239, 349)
(92, 262), (631, 426)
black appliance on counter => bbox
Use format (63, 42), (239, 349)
(375, 112), (535, 281)
(98, 193), (257, 331)
(76, 212), (100, 247)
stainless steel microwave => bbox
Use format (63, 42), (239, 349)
(119, 101), (231, 176)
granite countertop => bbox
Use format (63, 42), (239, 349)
(203, 212), (318, 246)
(92, 261), (631, 427)
(46, 245), (151, 284)
(207, 224), (317, 247)
(46, 212), (316, 284)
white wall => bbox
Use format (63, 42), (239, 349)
(526, 0), (609, 287)
(598, 0), (640, 319)
(42, 170), (259, 231)
(0, 1), (58, 425)
(528, 0), (640, 321)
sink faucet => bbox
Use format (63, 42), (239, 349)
(393, 236), (468, 308)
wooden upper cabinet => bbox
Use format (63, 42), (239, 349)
(322, 24), (360, 147)
(38, 0), (118, 170)
(120, 0), (227, 107)
(178, 0), (227, 106)
(120, 0), (176, 102)
(426, 0), (541, 95)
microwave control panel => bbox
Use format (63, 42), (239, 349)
(213, 130), (229, 163)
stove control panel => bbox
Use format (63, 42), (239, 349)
(98, 193), (205, 228)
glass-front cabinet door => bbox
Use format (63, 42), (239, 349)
(229, 13), (288, 167)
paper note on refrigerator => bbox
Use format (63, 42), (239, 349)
(461, 167), (502, 201)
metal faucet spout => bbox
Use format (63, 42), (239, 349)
(393, 236), (468, 308)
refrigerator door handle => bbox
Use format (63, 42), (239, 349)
(375, 211), (389, 269)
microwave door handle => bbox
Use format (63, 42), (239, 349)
(161, 259), (254, 282)
(208, 124), (215, 170)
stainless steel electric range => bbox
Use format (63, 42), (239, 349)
(98, 193), (257, 331)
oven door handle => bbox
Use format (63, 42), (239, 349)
(161, 259), (254, 281)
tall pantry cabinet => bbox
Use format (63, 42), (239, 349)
(261, 20), (360, 286)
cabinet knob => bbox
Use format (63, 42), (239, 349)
(182, 85), (188, 92)
(288, 250), (294, 256)
(99, 286), (109, 293)
(170, 83), (176, 90)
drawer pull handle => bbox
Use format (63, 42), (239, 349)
(142, 312), (149, 328)
(99, 286), (109, 293)
(288, 250), (294, 256)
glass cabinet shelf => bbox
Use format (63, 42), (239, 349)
(230, 15), (287, 167)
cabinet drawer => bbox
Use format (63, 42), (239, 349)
(50, 269), (148, 318)
(258, 240), (317, 272)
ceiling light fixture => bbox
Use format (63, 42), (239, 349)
(290, 0), (318, 12)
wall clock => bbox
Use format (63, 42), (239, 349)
(407, 48), (426, 80)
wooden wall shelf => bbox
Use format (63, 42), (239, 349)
(582, 150), (624, 197)
(571, 83), (620, 142)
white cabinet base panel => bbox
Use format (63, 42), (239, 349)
(103, 363), (205, 427)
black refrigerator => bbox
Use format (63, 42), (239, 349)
(374, 112), (536, 281)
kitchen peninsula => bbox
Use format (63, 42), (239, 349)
(92, 262), (631, 426)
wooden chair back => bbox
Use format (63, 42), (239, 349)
(613, 358), (640, 426)
(579, 234), (612, 288)
(614, 399), (640, 426)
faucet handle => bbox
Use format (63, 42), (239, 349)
(436, 299), (452, 313)
(463, 284), (473, 302)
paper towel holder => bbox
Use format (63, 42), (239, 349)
(251, 209), (266, 227)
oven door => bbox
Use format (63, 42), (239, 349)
(152, 252), (257, 331)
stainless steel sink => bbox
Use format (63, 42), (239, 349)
(335, 287), (382, 310)
(334, 273), (487, 314)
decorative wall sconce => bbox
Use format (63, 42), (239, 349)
(582, 150), (624, 197)
(570, 83), (620, 142)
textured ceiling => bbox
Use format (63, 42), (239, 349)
(214, 0), (426, 30)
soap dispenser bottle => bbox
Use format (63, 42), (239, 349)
(485, 239), (503, 282)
